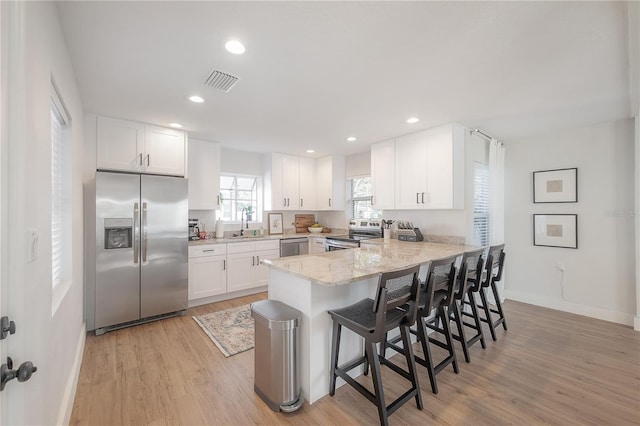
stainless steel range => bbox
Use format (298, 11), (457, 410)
(325, 220), (382, 251)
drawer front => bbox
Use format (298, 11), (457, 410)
(227, 241), (256, 254)
(254, 239), (280, 251)
(189, 244), (227, 257)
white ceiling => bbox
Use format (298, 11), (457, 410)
(56, 1), (631, 157)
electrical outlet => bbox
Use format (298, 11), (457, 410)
(556, 261), (565, 271)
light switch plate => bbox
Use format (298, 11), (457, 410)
(27, 228), (39, 263)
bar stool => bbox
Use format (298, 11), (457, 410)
(449, 247), (486, 363)
(477, 244), (507, 341)
(383, 255), (459, 395)
(328, 265), (422, 426)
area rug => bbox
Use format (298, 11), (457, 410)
(193, 304), (254, 357)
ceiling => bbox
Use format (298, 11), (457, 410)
(56, 1), (631, 157)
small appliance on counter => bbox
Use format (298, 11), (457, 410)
(392, 221), (424, 242)
(189, 218), (200, 240)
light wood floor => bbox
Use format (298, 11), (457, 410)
(71, 294), (640, 425)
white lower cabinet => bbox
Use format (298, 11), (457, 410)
(226, 240), (280, 293)
(188, 245), (227, 299)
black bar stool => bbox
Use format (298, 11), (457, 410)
(477, 244), (507, 341)
(450, 247), (486, 363)
(328, 265), (423, 426)
(383, 255), (459, 395)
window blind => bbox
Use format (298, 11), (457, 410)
(473, 162), (489, 247)
(50, 95), (71, 293)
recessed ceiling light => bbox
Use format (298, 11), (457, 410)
(306, 149), (315, 154)
(189, 95), (204, 103)
(225, 40), (245, 55)
(406, 117), (419, 124)
(346, 137), (357, 142)
(168, 122), (183, 129)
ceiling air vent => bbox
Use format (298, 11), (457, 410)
(203, 69), (240, 92)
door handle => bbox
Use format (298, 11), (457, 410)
(252, 256), (255, 266)
(300, 198), (303, 208)
(371, 195), (375, 205)
(133, 203), (139, 264)
(416, 193), (420, 204)
(283, 198), (287, 208)
(146, 154), (150, 167)
(0, 358), (37, 392)
(217, 195), (220, 205)
(256, 255), (260, 264)
(223, 259), (226, 270)
(0, 317), (16, 340)
(329, 198), (332, 207)
(142, 202), (147, 262)
(422, 192), (425, 204)
(138, 153), (143, 166)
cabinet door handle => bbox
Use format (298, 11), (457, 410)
(217, 195), (220, 205)
(283, 198), (287, 207)
(328, 198), (332, 207)
(300, 198), (303, 208)
(257, 256), (260, 264)
(203, 249), (216, 253)
(146, 154), (150, 167)
(371, 195), (375, 205)
(416, 193), (420, 204)
(138, 153), (143, 166)
(223, 259), (226, 270)
(252, 256), (255, 266)
(422, 192), (425, 204)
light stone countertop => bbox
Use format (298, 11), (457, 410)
(188, 231), (346, 246)
(262, 239), (480, 286)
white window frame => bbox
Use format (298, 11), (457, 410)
(50, 79), (72, 316)
(219, 173), (261, 223)
(348, 175), (382, 220)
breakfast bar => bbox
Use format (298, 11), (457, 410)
(263, 239), (478, 404)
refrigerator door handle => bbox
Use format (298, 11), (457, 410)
(133, 203), (140, 264)
(142, 202), (148, 262)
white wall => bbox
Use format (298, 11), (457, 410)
(4, 2), (85, 424)
(504, 119), (636, 325)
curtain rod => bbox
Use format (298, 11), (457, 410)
(470, 128), (503, 145)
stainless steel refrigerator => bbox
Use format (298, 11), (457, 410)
(95, 171), (188, 334)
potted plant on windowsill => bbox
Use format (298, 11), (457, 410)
(245, 206), (254, 222)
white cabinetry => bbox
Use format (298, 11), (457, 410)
(395, 123), (464, 209)
(370, 140), (396, 210)
(227, 240), (280, 292)
(188, 245), (227, 299)
(264, 153), (300, 210)
(316, 155), (346, 210)
(298, 157), (316, 210)
(96, 116), (185, 176)
(188, 138), (221, 210)
(308, 236), (326, 254)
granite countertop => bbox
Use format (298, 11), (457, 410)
(189, 231), (345, 246)
(262, 239), (480, 286)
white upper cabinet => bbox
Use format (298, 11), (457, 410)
(264, 153), (300, 210)
(188, 138), (221, 210)
(96, 116), (144, 173)
(298, 157), (316, 210)
(316, 155), (345, 210)
(370, 139), (396, 210)
(96, 116), (185, 176)
(395, 123), (465, 210)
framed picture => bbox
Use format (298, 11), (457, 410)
(533, 214), (578, 249)
(533, 168), (577, 203)
(268, 213), (283, 235)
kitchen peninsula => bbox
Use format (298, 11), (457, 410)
(263, 239), (478, 404)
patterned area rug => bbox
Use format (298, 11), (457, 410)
(193, 304), (254, 357)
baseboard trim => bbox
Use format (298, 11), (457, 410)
(505, 290), (635, 327)
(57, 322), (86, 425)
(188, 286), (267, 308)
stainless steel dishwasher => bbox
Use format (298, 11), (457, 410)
(280, 237), (309, 257)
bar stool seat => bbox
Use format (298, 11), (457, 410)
(328, 265), (423, 426)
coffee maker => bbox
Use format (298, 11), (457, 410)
(188, 218), (200, 240)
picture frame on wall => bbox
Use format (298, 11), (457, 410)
(533, 214), (578, 249)
(533, 167), (577, 203)
(268, 213), (283, 235)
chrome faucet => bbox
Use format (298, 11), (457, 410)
(240, 207), (247, 236)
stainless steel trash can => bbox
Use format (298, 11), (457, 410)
(251, 300), (303, 412)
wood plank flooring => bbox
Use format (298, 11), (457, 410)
(70, 294), (640, 425)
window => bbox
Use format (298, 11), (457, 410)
(51, 81), (72, 315)
(349, 176), (382, 219)
(473, 162), (489, 246)
(220, 174), (260, 222)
